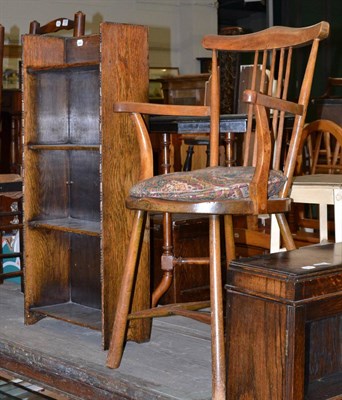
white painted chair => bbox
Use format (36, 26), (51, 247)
(290, 174), (342, 243)
(271, 119), (342, 252)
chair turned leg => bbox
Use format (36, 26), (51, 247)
(107, 210), (147, 369)
(209, 215), (226, 399)
(152, 211), (173, 307)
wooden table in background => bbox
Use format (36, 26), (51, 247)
(149, 114), (248, 173)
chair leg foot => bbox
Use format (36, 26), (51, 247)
(107, 210), (147, 369)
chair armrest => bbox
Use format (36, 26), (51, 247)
(243, 90), (304, 116)
(114, 102), (210, 117)
(113, 102), (210, 181)
(113, 102), (210, 182)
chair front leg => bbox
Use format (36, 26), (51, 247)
(209, 214), (226, 399)
(107, 209), (147, 369)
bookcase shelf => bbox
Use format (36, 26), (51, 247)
(28, 144), (100, 151)
(31, 302), (102, 330)
(29, 218), (101, 236)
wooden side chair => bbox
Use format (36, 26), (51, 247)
(29, 11), (85, 36)
(301, 123), (341, 175)
(304, 77), (342, 175)
(106, 22), (329, 399)
(0, 24), (24, 288)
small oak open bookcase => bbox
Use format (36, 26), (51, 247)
(22, 22), (151, 348)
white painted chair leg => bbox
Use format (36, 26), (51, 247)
(270, 214), (283, 253)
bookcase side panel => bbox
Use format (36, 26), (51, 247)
(100, 22), (150, 347)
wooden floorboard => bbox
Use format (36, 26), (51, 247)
(0, 282), (212, 399)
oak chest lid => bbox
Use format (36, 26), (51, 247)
(227, 243), (342, 303)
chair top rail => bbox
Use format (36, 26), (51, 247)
(202, 22), (329, 52)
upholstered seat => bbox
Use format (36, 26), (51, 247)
(131, 166), (286, 201)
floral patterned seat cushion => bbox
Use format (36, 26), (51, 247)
(130, 166), (287, 201)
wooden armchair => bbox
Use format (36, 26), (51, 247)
(29, 11), (85, 36)
(106, 22), (329, 399)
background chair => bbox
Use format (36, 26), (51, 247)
(0, 24), (23, 288)
(106, 22), (329, 399)
(29, 10), (85, 36)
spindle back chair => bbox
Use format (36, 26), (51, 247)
(106, 22), (330, 399)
